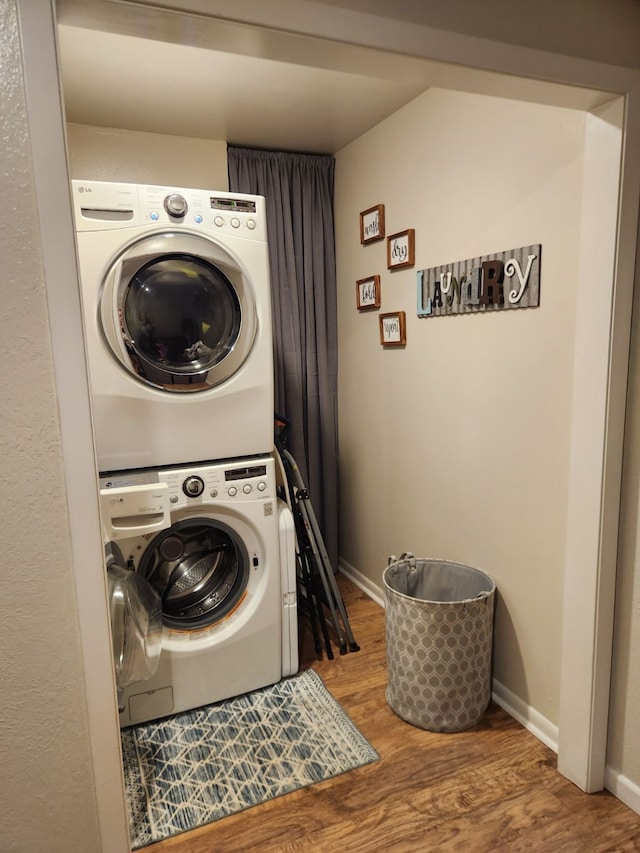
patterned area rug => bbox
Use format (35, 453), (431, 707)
(121, 669), (379, 849)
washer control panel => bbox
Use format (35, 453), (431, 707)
(172, 462), (272, 503)
(101, 457), (275, 508)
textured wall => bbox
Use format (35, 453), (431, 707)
(0, 2), (101, 850)
(335, 87), (585, 726)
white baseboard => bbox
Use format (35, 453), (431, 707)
(604, 767), (640, 816)
(338, 558), (385, 608)
(491, 680), (559, 753)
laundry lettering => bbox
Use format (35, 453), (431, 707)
(417, 245), (541, 317)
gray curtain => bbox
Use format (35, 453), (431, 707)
(227, 146), (339, 572)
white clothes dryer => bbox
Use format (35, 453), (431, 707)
(100, 455), (298, 728)
(72, 180), (274, 472)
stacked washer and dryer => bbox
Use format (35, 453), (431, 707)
(72, 181), (298, 727)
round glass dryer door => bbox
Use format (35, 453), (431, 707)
(137, 518), (250, 631)
(99, 232), (258, 391)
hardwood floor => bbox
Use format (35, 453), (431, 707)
(146, 575), (640, 852)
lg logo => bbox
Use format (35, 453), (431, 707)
(77, 186), (93, 193)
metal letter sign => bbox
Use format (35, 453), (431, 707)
(417, 244), (541, 318)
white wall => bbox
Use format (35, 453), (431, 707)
(66, 122), (229, 189)
(335, 87), (586, 726)
(0, 1), (103, 850)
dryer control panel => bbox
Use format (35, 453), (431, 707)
(72, 180), (267, 241)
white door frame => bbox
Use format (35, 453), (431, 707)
(23, 2), (640, 848)
(558, 87), (640, 791)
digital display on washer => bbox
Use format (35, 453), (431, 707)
(210, 197), (257, 213)
(225, 465), (267, 481)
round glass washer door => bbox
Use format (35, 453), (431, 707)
(137, 517), (251, 631)
(106, 543), (163, 697)
(99, 232), (258, 392)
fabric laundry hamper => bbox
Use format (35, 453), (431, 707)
(383, 553), (496, 733)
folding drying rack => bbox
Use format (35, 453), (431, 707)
(275, 415), (359, 660)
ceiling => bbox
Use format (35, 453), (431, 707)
(55, 0), (621, 156)
(56, 8), (428, 155)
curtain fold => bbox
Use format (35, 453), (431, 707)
(228, 146), (339, 571)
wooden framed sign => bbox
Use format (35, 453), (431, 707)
(356, 275), (381, 310)
(379, 311), (406, 347)
(360, 204), (385, 244)
(387, 229), (415, 270)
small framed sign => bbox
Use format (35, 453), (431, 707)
(387, 229), (415, 270)
(356, 275), (381, 310)
(379, 311), (406, 347)
(360, 204), (385, 244)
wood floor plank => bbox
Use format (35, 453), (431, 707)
(143, 574), (640, 852)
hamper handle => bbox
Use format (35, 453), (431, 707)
(387, 552), (417, 574)
(387, 551), (415, 566)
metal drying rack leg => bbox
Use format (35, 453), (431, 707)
(274, 415), (359, 659)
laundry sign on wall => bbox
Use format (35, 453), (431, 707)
(417, 244), (541, 318)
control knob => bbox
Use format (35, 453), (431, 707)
(164, 193), (188, 218)
(183, 475), (204, 497)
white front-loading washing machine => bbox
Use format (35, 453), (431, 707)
(72, 180), (274, 472)
(100, 454), (298, 727)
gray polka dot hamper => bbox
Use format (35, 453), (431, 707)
(383, 553), (496, 733)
